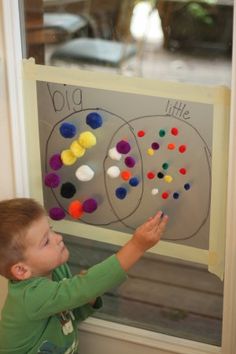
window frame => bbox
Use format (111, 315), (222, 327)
(2, 0), (236, 353)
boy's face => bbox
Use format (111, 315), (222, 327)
(22, 215), (70, 278)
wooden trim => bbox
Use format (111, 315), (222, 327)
(221, 3), (236, 353)
(79, 318), (221, 354)
(2, 0), (29, 196)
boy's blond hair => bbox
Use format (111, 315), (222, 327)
(0, 198), (46, 279)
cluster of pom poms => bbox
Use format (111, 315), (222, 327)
(61, 130), (97, 166)
(49, 197), (98, 221)
(68, 198), (98, 219)
(106, 139), (140, 200)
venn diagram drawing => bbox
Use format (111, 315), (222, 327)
(41, 98), (212, 244)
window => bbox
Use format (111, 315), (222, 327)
(18, 0), (233, 349)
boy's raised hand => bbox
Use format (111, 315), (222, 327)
(116, 211), (168, 271)
(131, 211), (168, 253)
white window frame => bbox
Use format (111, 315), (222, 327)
(1, 0), (236, 353)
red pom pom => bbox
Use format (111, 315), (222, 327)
(162, 192), (169, 199)
(179, 145), (187, 153)
(171, 127), (179, 136)
(137, 130), (145, 137)
(179, 168), (187, 175)
(147, 172), (155, 180)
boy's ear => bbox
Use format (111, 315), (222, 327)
(10, 262), (32, 280)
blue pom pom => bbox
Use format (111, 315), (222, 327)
(129, 177), (139, 187)
(184, 183), (191, 191)
(115, 187), (127, 199)
(59, 122), (77, 138)
(86, 112), (103, 129)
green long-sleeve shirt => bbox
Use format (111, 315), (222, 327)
(0, 255), (126, 354)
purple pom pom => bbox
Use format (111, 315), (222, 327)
(125, 156), (136, 168)
(49, 154), (63, 170)
(82, 198), (98, 213)
(151, 142), (160, 150)
(116, 140), (131, 154)
(49, 207), (66, 220)
(44, 173), (60, 188)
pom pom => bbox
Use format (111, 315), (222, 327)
(151, 142), (160, 150)
(159, 129), (166, 137)
(124, 156), (136, 168)
(49, 207), (65, 220)
(83, 198), (98, 213)
(75, 165), (94, 181)
(147, 172), (155, 180)
(184, 183), (191, 191)
(60, 182), (76, 199)
(129, 177), (139, 187)
(171, 127), (179, 136)
(70, 141), (85, 158)
(78, 131), (96, 149)
(68, 200), (83, 219)
(179, 145), (187, 153)
(107, 166), (120, 178)
(44, 173), (60, 188)
(151, 188), (159, 195)
(137, 130), (145, 137)
(168, 143), (175, 150)
(49, 154), (63, 170)
(173, 192), (180, 199)
(115, 187), (127, 200)
(147, 148), (154, 156)
(116, 140), (131, 154)
(108, 147), (122, 161)
(162, 192), (169, 199)
(61, 149), (77, 166)
(179, 168), (187, 175)
(121, 170), (131, 181)
(86, 112), (103, 129)
(59, 122), (77, 138)
(162, 162), (169, 170)
(164, 175), (173, 183)
(157, 172), (164, 179)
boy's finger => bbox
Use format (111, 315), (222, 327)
(148, 211), (165, 227)
(158, 215), (169, 231)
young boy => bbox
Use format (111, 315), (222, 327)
(0, 198), (168, 354)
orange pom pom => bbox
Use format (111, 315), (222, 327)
(121, 170), (132, 181)
(68, 200), (84, 219)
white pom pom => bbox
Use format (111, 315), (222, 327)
(108, 147), (122, 161)
(75, 165), (94, 181)
(151, 188), (159, 195)
(106, 166), (120, 178)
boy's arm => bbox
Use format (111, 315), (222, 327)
(116, 211), (168, 271)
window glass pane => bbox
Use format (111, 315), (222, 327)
(20, 0), (232, 86)
(20, 0), (232, 346)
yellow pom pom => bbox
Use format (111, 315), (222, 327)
(147, 148), (154, 156)
(70, 141), (85, 158)
(61, 149), (77, 166)
(78, 131), (96, 149)
(164, 175), (173, 183)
